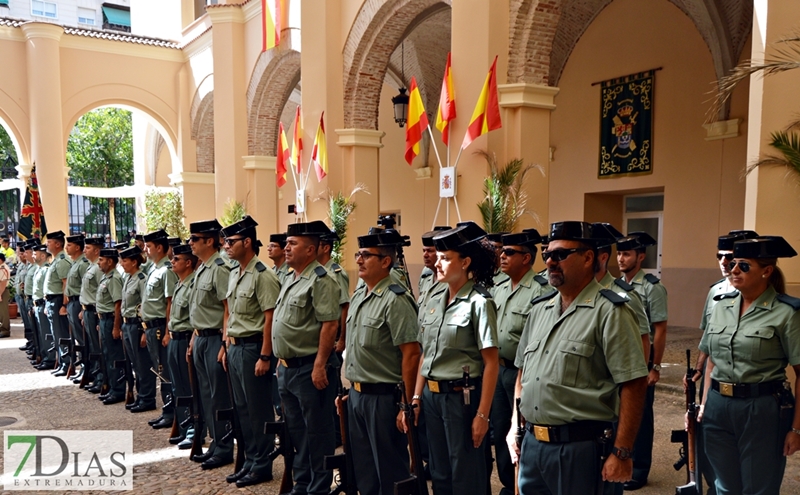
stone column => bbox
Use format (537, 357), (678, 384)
(242, 156), (278, 240)
(168, 172), (216, 225)
(20, 23), (69, 232)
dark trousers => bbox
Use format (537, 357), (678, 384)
(631, 383), (655, 482)
(17, 294), (33, 341)
(696, 363), (716, 495)
(122, 322), (156, 407)
(518, 431), (604, 495)
(35, 303), (55, 365)
(145, 326), (173, 420)
(348, 389), (409, 495)
(66, 300), (84, 349)
(100, 317), (126, 399)
(491, 365), (518, 495)
(423, 385), (486, 495)
(166, 333), (191, 436)
(278, 360), (336, 495)
(46, 298), (71, 368)
(193, 334), (233, 459)
(229, 341), (274, 476)
(83, 309), (103, 383)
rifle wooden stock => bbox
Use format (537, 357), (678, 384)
(394, 384), (428, 495)
(672, 349), (699, 495)
(114, 359), (135, 405)
(96, 329), (109, 395)
(265, 420), (294, 495)
(184, 356), (205, 459)
(59, 338), (74, 377)
(217, 353), (245, 474)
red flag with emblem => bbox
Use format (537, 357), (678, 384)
(18, 166), (47, 240)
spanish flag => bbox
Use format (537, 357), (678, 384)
(291, 106), (303, 174)
(312, 112), (328, 182)
(261, 0), (281, 52)
(461, 56), (502, 150)
(276, 123), (290, 188)
(405, 77), (429, 165)
(435, 52), (456, 146)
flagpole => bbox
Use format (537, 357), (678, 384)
(446, 129), (451, 168)
(431, 197), (442, 231)
(426, 126), (444, 169)
(453, 195), (462, 222)
(452, 145), (465, 170)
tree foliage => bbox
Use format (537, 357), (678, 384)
(326, 184), (368, 265)
(221, 199), (247, 227)
(143, 190), (189, 240)
(476, 150), (541, 233)
(0, 125), (16, 163)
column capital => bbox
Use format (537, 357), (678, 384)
(703, 119), (740, 141)
(15, 163), (33, 179)
(498, 83), (560, 110)
(243, 155), (276, 171)
(335, 129), (385, 148)
(169, 171), (215, 187)
(20, 22), (64, 42)
(206, 5), (245, 24)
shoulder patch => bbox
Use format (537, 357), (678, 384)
(164, 261), (172, 268)
(644, 273), (660, 284)
(255, 262), (267, 272)
(531, 291), (558, 305)
(314, 266), (328, 278)
(710, 277), (726, 288)
(388, 284), (406, 295)
(82, 258), (89, 263)
(777, 293), (800, 311)
(331, 263), (342, 273)
(713, 291), (739, 302)
(533, 274), (548, 286)
(137, 272), (145, 280)
(613, 278), (634, 292)
(287, 267), (294, 273)
(599, 288), (627, 305)
(214, 258), (225, 266)
(473, 284), (492, 299)
(421, 271), (432, 278)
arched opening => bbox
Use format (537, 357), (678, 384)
(0, 118), (24, 243)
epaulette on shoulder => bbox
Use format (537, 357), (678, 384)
(531, 291), (558, 305)
(255, 261), (267, 272)
(388, 284), (406, 295)
(287, 267), (294, 274)
(599, 288), (627, 306)
(614, 278), (634, 292)
(644, 273), (660, 284)
(711, 277), (726, 288)
(533, 274), (548, 286)
(473, 284), (492, 299)
(421, 271), (432, 278)
(82, 258), (89, 263)
(314, 266), (328, 278)
(164, 261), (172, 268)
(214, 257), (226, 266)
(713, 291), (739, 302)
(331, 263), (342, 273)
(777, 293), (800, 311)
(137, 272), (145, 280)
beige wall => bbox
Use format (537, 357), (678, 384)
(549, 0), (750, 327)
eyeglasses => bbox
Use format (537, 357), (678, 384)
(354, 251), (386, 261)
(501, 248), (529, 257)
(189, 235), (212, 243)
(542, 247), (589, 263)
(728, 260), (752, 273)
(171, 256), (186, 263)
(716, 253), (734, 261)
(224, 237), (245, 246)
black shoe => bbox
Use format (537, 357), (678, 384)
(130, 404), (156, 413)
(177, 438), (194, 450)
(34, 363), (52, 370)
(125, 400), (139, 410)
(169, 434), (185, 445)
(236, 472), (273, 488)
(19, 343), (31, 351)
(191, 451), (213, 463)
(226, 467), (250, 483)
(623, 480), (646, 491)
(151, 417), (173, 429)
(53, 368), (68, 377)
(68, 370), (82, 381)
(102, 396), (125, 405)
(200, 456), (232, 470)
(147, 416), (164, 426)
(87, 385), (102, 394)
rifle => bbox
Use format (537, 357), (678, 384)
(324, 374), (357, 495)
(81, 352), (100, 389)
(95, 320), (110, 395)
(28, 303), (42, 364)
(265, 417), (294, 495)
(115, 336), (135, 405)
(150, 365), (178, 439)
(216, 352), (245, 474)
(671, 349), (700, 495)
(514, 398), (525, 495)
(182, 354), (204, 458)
(394, 384), (429, 495)
(59, 337), (75, 378)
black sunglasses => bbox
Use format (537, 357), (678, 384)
(542, 247), (589, 263)
(189, 235), (212, 243)
(716, 253), (734, 261)
(224, 237), (246, 246)
(501, 248), (529, 257)
(727, 260), (752, 273)
(354, 251), (386, 261)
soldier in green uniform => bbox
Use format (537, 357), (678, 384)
(142, 229), (178, 429)
(616, 231), (667, 490)
(698, 236), (800, 494)
(345, 232), (421, 495)
(167, 243), (197, 448)
(490, 230), (552, 495)
(220, 216), (281, 487)
(30, 244), (53, 369)
(96, 248), (126, 405)
(510, 221), (648, 495)
(417, 227), (450, 322)
(82, 237), (106, 393)
(486, 232), (510, 291)
(134, 234), (154, 275)
(65, 234), (89, 381)
(23, 242), (39, 363)
(413, 222), (499, 495)
(268, 233), (292, 285)
(273, 220), (342, 495)
(15, 244), (32, 349)
(318, 229), (350, 354)
(44, 231), (74, 376)
(187, 219), (234, 470)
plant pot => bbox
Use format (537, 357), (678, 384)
(9, 302), (18, 319)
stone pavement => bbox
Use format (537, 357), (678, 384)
(0, 320), (798, 494)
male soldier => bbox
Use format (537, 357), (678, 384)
(221, 216), (281, 487)
(187, 219), (234, 470)
(615, 231), (668, 490)
(0, 253), (10, 338)
(417, 227), (450, 317)
(167, 243), (197, 448)
(318, 230), (350, 355)
(31, 244), (55, 370)
(345, 232), (421, 495)
(82, 237), (107, 392)
(141, 230), (178, 429)
(491, 230), (552, 495)
(486, 232), (510, 290)
(24, 242), (40, 361)
(509, 222), (648, 494)
(134, 235), (154, 275)
(119, 246), (155, 413)
(268, 233), (292, 285)
(15, 244), (32, 348)
(44, 231), (73, 376)
(273, 220), (342, 495)
(64, 234), (89, 381)
(167, 237), (182, 260)
(96, 248), (126, 405)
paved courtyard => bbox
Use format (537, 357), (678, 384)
(0, 321), (798, 494)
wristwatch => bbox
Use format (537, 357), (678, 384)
(259, 354), (270, 362)
(612, 446), (633, 461)
(652, 363), (662, 372)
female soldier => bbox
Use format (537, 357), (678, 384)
(412, 221), (499, 495)
(699, 236), (800, 494)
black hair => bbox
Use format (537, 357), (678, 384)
(458, 238), (499, 288)
(150, 239), (170, 252)
(0, 253), (5, 262)
(377, 246), (396, 267)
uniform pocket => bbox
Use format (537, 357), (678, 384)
(234, 286), (255, 314)
(558, 340), (595, 388)
(285, 295), (307, 325)
(705, 324), (727, 356)
(360, 316), (385, 348)
(742, 326), (781, 360)
(446, 313), (473, 347)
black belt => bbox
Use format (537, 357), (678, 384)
(427, 377), (483, 394)
(526, 420), (613, 443)
(352, 382), (398, 395)
(499, 358), (518, 370)
(711, 379), (785, 399)
(123, 317), (142, 325)
(99, 312), (115, 320)
(278, 353), (317, 368)
(45, 294), (62, 301)
(34, 298), (45, 306)
(143, 318), (167, 329)
(67, 296), (80, 302)
(170, 331), (191, 340)
(195, 328), (221, 337)
(82, 304), (96, 312)
(229, 335), (263, 345)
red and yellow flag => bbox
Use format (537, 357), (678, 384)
(291, 106), (303, 174)
(461, 56), (502, 150)
(312, 112), (328, 182)
(405, 77), (429, 165)
(435, 52), (456, 146)
(261, 0), (282, 52)
(276, 122), (290, 188)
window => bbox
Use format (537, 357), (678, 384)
(78, 7), (95, 25)
(32, 0), (57, 18)
(102, 3), (131, 32)
(623, 193), (664, 275)
(0, 0), (9, 8)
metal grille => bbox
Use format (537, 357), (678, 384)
(68, 195), (136, 244)
(1, 154), (17, 180)
(0, 188), (19, 244)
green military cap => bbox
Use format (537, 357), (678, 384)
(733, 236), (797, 259)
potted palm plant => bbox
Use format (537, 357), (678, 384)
(7, 275), (17, 319)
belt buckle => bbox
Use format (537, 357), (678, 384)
(353, 382), (361, 393)
(279, 359), (288, 368)
(230, 337), (237, 345)
(428, 380), (440, 393)
(533, 426), (551, 443)
(720, 382), (734, 397)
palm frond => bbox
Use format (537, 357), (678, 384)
(744, 131), (800, 179)
(325, 183), (368, 264)
(475, 150), (542, 233)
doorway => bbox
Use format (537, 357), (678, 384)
(623, 193), (663, 276)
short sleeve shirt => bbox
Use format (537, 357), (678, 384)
(272, 260), (342, 359)
(344, 276), (419, 384)
(419, 280), (498, 380)
(599, 272), (650, 337)
(66, 255), (89, 297)
(325, 259), (350, 306)
(96, 269), (123, 314)
(226, 256), (281, 338)
(189, 252), (231, 330)
(169, 272), (195, 333)
(699, 278), (735, 333)
(122, 270), (146, 318)
(626, 269), (668, 337)
(44, 252), (72, 295)
(24, 263), (37, 297)
(14, 263), (26, 293)
(33, 263), (49, 300)
(80, 262), (104, 306)
(275, 262), (293, 286)
(141, 257), (178, 320)
(417, 269), (445, 328)
(516, 279), (648, 425)
(494, 269), (554, 362)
